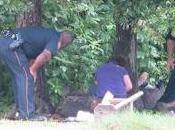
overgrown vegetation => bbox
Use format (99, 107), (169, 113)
(42, 0), (115, 105)
(0, 0), (175, 109)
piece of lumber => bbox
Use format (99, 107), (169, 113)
(114, 91), (144, 110)
(109, 98), (127, 105)
(94, 91), (144, 118)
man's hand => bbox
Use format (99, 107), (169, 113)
(29, 49), (51, 83)
(30, 67), (37, 82)
(167, 57), (175, 70)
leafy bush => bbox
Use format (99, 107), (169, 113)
(0, 0), (174, 107)
(43, 0), (115, 105)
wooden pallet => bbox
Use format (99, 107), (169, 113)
(94, 91), (144, 118)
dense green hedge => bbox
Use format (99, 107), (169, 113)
(42, 0), (115, 105)
(0, 0), (174, 107)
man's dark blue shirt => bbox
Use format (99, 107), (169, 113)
(16, 26), (61, 59)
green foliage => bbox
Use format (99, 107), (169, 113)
(0, 0), (115, 107)
(0, 0), (25, 30)
(42, 0), (115, 105)
(136, 3), (175, 83)
(114, 0), (175, 83)
(114, 0), (167, 28)
(0, 61), (14, 108)
(0, 0), (175, 107)
(0, 61), (11, 95)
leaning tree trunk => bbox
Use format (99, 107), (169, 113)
(16, 0), (53, 114)
(114, 25), (137, 90)
(16, 0), (41, 27)
(114, 25), (144, 109)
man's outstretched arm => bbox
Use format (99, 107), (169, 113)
(167, 39), (175, 70)
(29, 49), (51, 81)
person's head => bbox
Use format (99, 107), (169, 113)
(112, 55), (127, 67)
(165, 30), (175, 51)
(58, 31), (74, 49)
(165, 29), (175, 42)
(166, 30), (175, 41)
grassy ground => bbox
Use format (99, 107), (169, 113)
(1, 111), (175, 130)
(96, 111), (175, 130)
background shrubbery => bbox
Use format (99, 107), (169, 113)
(0, 0), (174, 108)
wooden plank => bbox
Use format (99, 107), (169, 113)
(94, 104), (117, 118)
(114, 91), (144, 110)
(109, 98), (127, 105)
(94, 91), (144, 118)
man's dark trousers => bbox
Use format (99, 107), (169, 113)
(0, 37), (35, 118)
(159, 69), (175, 103)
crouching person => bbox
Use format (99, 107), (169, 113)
(88, 55), (133, 110)
(138, 72), (165, 110)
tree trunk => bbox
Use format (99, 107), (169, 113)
(114, 25), (144, 109)
(114, 25), (137, 89)
(16, 0), (53, 114)
(16, 0), (41, 27)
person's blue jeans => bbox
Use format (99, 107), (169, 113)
(0, 37), (35, 118)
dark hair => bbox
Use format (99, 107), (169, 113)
(112, 55), (127, 67)
(60, 31), (75, 48)
(164, 30), (175, 52)
(166, 30), (175, 41)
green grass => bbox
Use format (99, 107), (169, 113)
(93, 110), (175, 130)
(1, 111), (175, 130)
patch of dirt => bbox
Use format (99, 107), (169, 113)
(46, 113), (65, 122)
(0, 112), (66, 122)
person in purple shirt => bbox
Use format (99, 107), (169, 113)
(89, 55), (132, 99)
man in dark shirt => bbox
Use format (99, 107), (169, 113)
(165, 30), (175, 71)
(0, 26), (74, 121)
(156, 30), (175, 111)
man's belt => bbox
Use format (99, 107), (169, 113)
(9, 32), (24, 50)
(0, 30), (24, 50)
(0, 30), (16, 39)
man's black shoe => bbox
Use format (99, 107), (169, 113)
(14, 112), (47, 121)
(28, 114), (47, 121)
(14, 112), (27, 121)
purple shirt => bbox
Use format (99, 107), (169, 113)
(95, 62), (128, 98)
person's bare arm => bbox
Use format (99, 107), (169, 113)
(30, 49), (52, 81)
(123, 75), (133, 92)
(167, 39), (175, 70)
